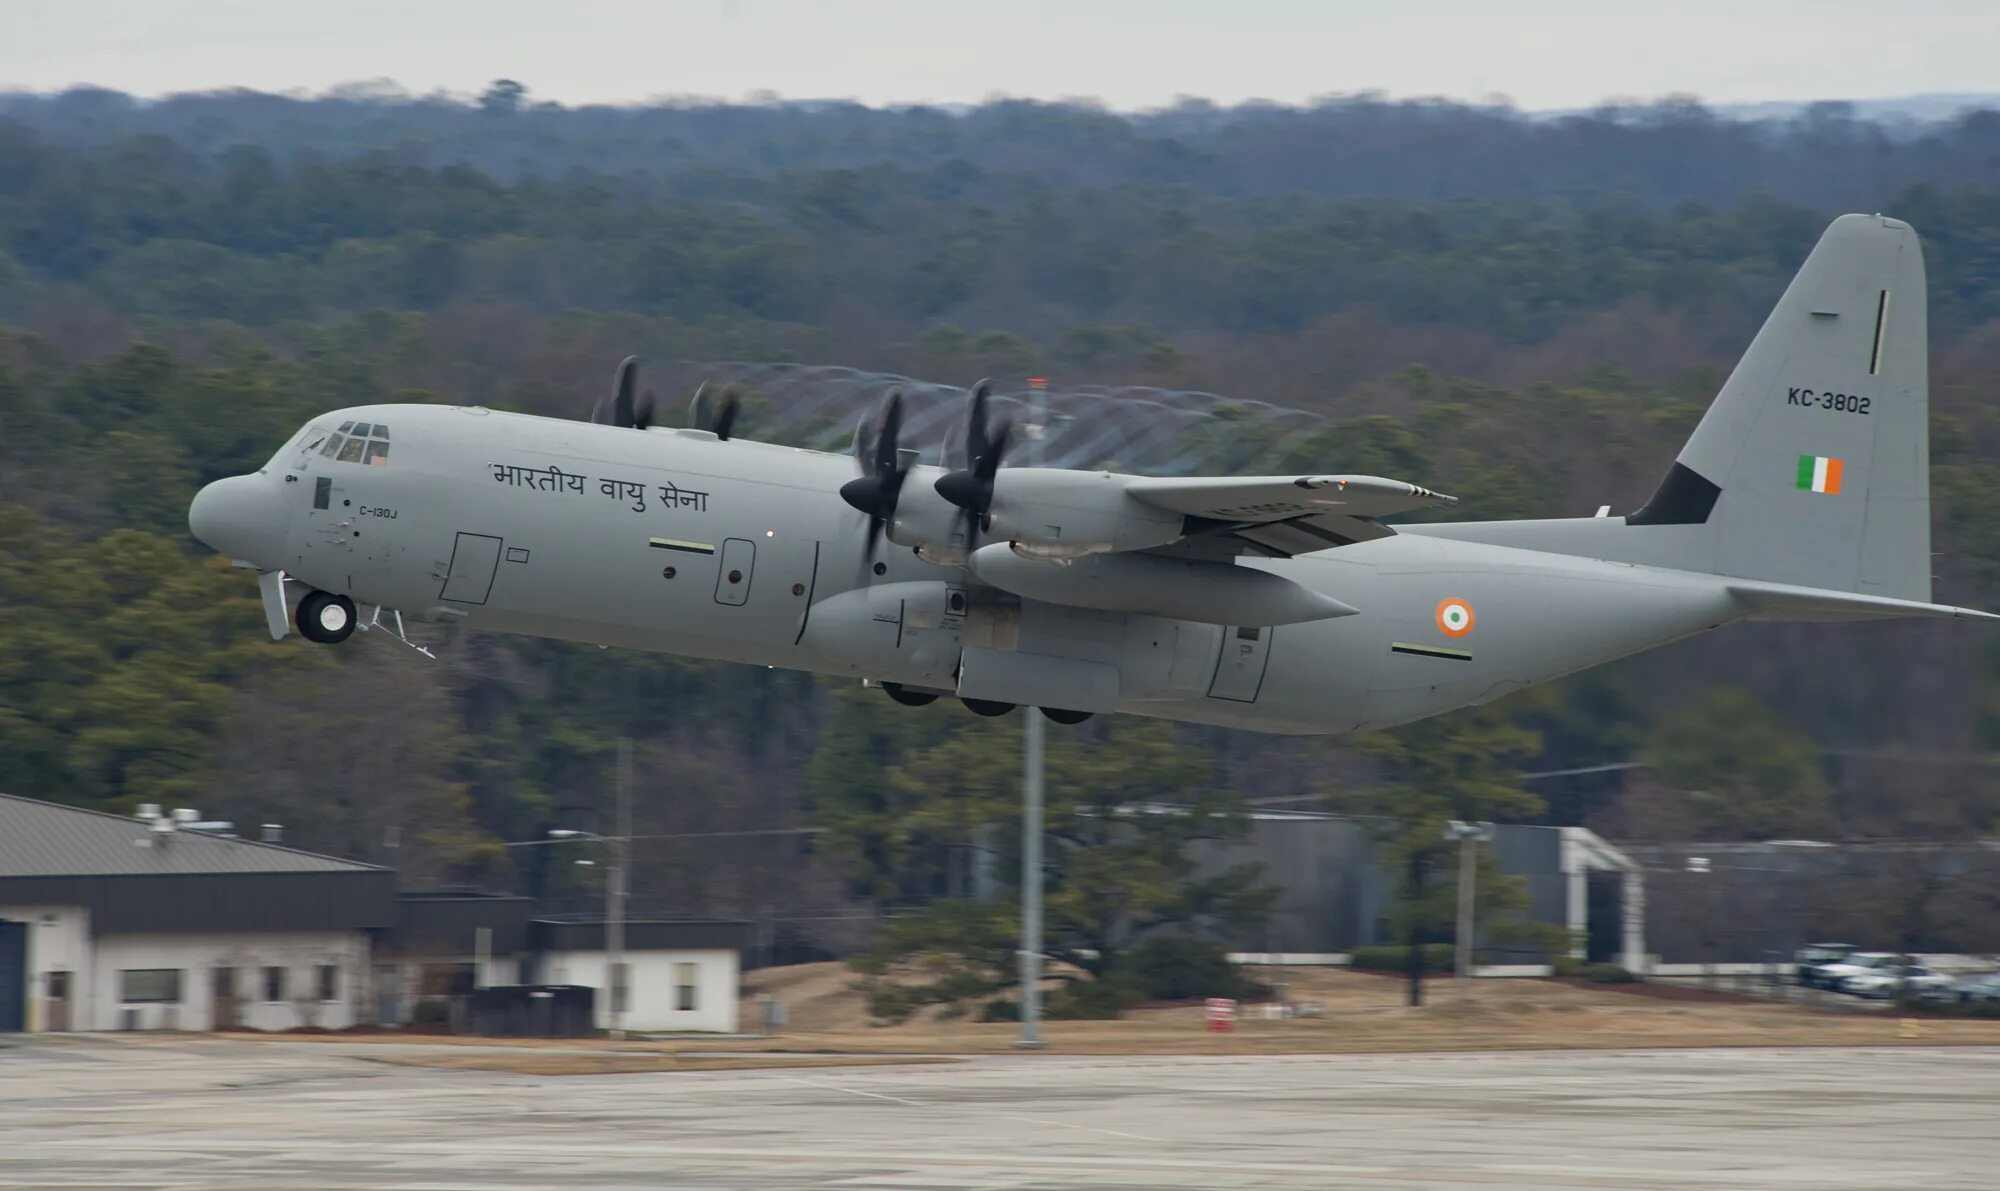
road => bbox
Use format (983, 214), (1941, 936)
(3, 1037), (1998, 1188)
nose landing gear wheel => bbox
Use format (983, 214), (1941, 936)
(296, 590), (357, 644)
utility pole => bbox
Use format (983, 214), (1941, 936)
(1444, 821), (1495, 1001)
(1017, 376), (1050, 1050)
(610, 736), (632, 1040)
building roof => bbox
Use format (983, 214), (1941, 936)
(0, 794), (397, 934)
(531, 918), (752, 953)
(0, 793), (385, 878)
(390, 892), (536, 955)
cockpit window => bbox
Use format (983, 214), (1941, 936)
(317, 422), (394, 465)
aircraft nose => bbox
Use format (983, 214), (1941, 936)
(188, 474), (287, 568)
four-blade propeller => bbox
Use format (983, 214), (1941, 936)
(592, 358), (740, 438)
(839, 390), (908, 561)
(933, 379), (1011, 544)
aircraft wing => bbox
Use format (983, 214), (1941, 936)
(1125, 474), (1456, 556)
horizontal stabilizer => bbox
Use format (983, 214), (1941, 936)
(1727, 580), (1997, 623)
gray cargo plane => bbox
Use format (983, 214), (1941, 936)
(189, 215), (1992, 733)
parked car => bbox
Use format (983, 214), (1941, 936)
(1811, 951), (1899, 991)
(1949, 972), (2000, 1004)
(1794, 943), (1858, 987)
(1841, 964), (1955, 1000)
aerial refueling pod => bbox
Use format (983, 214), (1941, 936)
(967, 543), (1357, 626)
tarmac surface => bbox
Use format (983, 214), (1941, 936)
(4, 1036), (1999, 1189)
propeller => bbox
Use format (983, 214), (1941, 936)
(590, 355), (643, 428)
(685, 381), (742, 440)
(839, 391), (908, 562)
(933, 379), (1011, 541)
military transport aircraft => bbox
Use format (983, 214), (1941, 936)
(189, 215), (1992, 734)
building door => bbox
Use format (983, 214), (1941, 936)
(713, 537), (755, 606)
(44, 971), (71, 1031)
(211, 967), (241, 1031)
(1207, 625), (1274, 703)
(439, 532), (503, 604)
(0, 920), (25, 1033)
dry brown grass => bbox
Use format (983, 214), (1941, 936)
(214, 964), (2000, 1070)
(720, 962), (2000, 1057)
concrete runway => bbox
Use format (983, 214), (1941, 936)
(3, 1037), (1998, 1189)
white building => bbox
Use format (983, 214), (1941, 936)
(0, 793), (752, 1037)
(532, 919), (746, 1034)
(0, 793), (394, 1033)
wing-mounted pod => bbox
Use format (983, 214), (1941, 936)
(968, 543), (1356, 625)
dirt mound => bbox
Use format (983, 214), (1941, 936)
(741, 961), (877, 1032)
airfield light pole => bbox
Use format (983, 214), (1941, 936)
(1444, 821), (1495, 1000)
(609, 736), (632, 1040)
(1018, 376), (1050, 1050)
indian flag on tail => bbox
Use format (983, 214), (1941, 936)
(1796, 454), (1844, 495)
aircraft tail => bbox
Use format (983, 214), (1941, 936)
(1626, 213), (1931, 600)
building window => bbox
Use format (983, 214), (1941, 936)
(317, 965), (340, 1002)
(675, 962), (698, 1012)
(609, 961), (630, 1014)
(263, 966), (287, 1003)
(119, 969), (182, 1004)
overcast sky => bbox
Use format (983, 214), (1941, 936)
(3, 0), (1996, 111)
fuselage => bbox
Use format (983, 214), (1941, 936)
(191, 403), (1751, 735)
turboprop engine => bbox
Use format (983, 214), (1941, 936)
(968, 468), (1186, 558)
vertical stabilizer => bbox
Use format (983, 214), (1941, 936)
(1630, 213), (1930, 600)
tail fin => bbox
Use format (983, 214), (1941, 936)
(1629, 214), (1930, 600)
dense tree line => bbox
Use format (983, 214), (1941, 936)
(2, 89), (1997, 963)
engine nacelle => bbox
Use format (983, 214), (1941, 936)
(982, 468), (1184, 555)
(886, 467), (966, 556)
(968, 543), (1357, 626)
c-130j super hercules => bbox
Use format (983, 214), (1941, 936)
(190, 215), (1993, 733)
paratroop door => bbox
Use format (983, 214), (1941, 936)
(440, 533), (503, 604)
(1207, 625), (1274, 703)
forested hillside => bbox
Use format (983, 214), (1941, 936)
(2, 87), (1997, 957)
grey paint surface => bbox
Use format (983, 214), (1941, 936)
(187, 215), (1990, 736)
(3, 1038), (1998, 1188)
(0, 792), (387, 877)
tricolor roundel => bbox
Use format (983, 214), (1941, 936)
(1797, 454), (1844, 495)
(1435, 598), (1475, 638)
